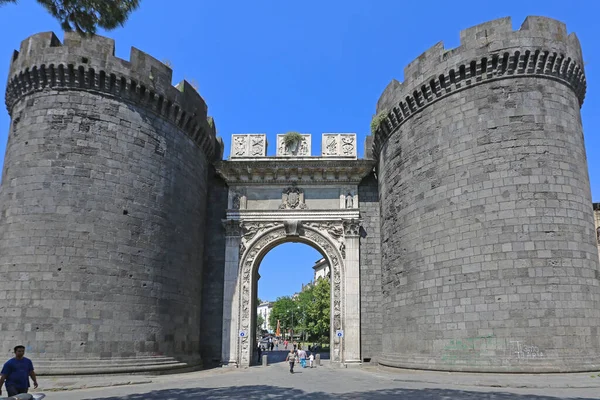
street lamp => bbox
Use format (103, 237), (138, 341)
(286, 305), (301, 342)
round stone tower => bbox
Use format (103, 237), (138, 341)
(1, 32), (221, 373)
(373, 16), (599, 372)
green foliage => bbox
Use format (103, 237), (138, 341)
(0, 0), (140, 34)
(256, 314), (265, 334)
(269, 296), (295, 331)
(370, 111), (388, 135)
(300, 278), (330, 343)
(282, 131), (303, 147)
(268, 279), (330, 342)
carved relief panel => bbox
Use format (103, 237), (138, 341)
(322, 133), (357, 158)
(228, 188), (247, 210)
(230, 134), (267, 158)
(279, 186), (307, 210)
(276, 134), (311, 157)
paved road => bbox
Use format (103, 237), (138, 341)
(38, 360), (600, 400)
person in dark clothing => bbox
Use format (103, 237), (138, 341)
(0, 345), (38, 397)
(257, 344), (262, 364)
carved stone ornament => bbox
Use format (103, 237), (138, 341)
(250, 135), (264, 156)
(234, 135), (248, 156)
(238, 223), (343, 364)
(222, 219), (241, 236)
(343, 219), (361, 236)
(284, 220), (301, 236)
(279, 186), (307, 210)
(341, 135), (355, 156)
(232, 193), (241, 210)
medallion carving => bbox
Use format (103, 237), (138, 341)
(279, 186), (307, 210)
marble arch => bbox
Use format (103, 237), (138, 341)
(216, 134), (372, 368)
(221, 217), (362, 368)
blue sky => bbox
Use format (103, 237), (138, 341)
(1, 1), (599, 300)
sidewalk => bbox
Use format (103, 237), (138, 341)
(368, 365), (600, 389)
(34, 363), (600, 392)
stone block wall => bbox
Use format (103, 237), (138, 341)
(0, 32), (219, 373)
(200, 169), (228, 366)
(358, 173), (382, 362)
(594, 203), (600, 263)
(374, 16), (600, 372)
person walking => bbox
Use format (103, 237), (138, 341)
(285, 349), (296, 374)
(309, 352), (314, 368)
(298, 347), (307, 368)
(0, 345), (38, 397)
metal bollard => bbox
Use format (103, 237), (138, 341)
(262, 354), (268, 366)
(315, 353), (321, 366)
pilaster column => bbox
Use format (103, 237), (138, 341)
(221, 219), (241, 366)
(342, 218), (361, 364)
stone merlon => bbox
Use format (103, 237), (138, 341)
(373, 16), (587, 158)
(5, 31), (222, 160)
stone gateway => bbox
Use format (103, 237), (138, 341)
(0, 16), (598, 374)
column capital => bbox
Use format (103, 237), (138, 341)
(222, 219), (242, 237)
(342, 218), (361, 237)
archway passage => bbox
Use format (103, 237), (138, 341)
(221, 219), (361, 368)
(253, 243), (331, 365)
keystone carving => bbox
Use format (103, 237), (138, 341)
(284, 220), (301, 236)
(279, 186), (307, 210)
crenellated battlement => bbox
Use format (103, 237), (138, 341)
(5, 31), (221, 160)
(373, 16), (587, 157)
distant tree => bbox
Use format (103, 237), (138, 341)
(269, 296), (296, 334)
(0, 0), (140, 34)
(298, 278), (330, 343)
(256, 314), (265, 335)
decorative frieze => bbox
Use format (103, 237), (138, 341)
(322, 133), (357, 158)
(215, 159), (375, 185)
(230, 134), (268, 158)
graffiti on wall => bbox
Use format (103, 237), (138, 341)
(441, 334), (544, 366)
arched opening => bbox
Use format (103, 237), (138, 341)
(221, 219), (359, 368)
(252, 242), (331, 366)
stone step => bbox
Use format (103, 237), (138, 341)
(33, 357), (200, 375)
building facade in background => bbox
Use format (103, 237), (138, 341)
(256, 302), (273, 333)
(313, 258), (331, 281)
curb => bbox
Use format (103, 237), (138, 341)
(39, 379), (153, 392)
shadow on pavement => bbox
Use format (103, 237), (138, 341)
(81, 385), (599, 399)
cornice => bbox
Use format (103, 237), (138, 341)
(215, 159), (375, 185)
(226, 209), (360, 222)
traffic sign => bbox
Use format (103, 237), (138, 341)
(336, 330), (344, 338)
(239, 330), (247, 337)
